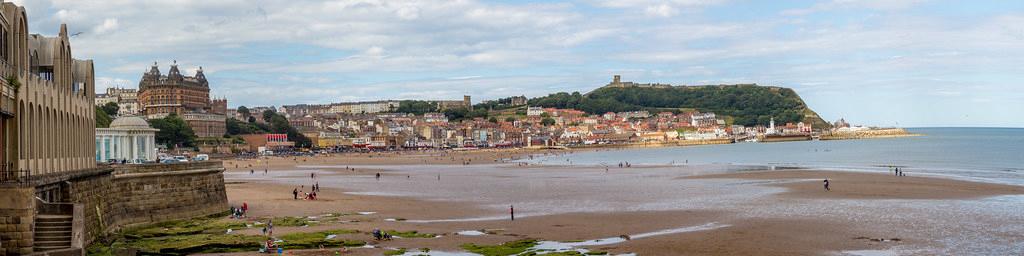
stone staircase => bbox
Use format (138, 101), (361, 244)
(33, 214), (73, 252)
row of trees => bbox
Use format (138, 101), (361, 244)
(394, 100), (438, 115)
(527, 85), (819, 126)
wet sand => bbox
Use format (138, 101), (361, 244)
(685, 170), (1024, 200)
(221, 149), (563, 170)
(213, 153), (1024, 255)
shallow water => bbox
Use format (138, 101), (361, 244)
(525, 128), (1024, 186)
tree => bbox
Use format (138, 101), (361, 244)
(237, 106), (251, 119)
(488, 117), (498, 123)
(262, 110), (275, 123)
(541, 117), (556, 126)
(149, 113), (196, 148)
(505, 116), (516, 122)
(95, 106), (112, 128)
(101, 102), (119, 116)
(247, 116), (257, 123)
(540, 112), (550, 118)
(267, 114), (312, 148)
(395, 100), (438, 115)
(226, 118), (258, 135)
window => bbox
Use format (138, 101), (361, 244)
(103, 138), (111, 161)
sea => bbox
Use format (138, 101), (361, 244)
(526, 127), (1024, 186)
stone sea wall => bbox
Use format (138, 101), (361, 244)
(0, 161), (228, 255)
(73, 162), (228, 245)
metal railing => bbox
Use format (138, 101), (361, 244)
(0, 168), (32, 184)
(35, 196), (74, 215)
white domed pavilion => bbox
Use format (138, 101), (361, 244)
(96, 116), (159, 163)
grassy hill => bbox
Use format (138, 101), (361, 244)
(526, 84), (830, 128)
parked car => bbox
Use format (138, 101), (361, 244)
(193, 154), (209, 161)
(173, 156), (189, 162)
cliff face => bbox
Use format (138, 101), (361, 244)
(529, 84), (831, 128)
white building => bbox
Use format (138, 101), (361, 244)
(96, 116), (159, 163)
(527, 106), (544, 116)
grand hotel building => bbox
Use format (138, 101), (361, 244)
(137, 62), (227, 138)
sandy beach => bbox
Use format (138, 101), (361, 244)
(208, 150), (1024, 255)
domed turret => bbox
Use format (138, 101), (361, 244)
(109, 116), (155, 130)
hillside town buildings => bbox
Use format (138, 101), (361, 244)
(277, 95), (471, 118)
(137, 62), (227, 138)
(95, 87), (141, 116)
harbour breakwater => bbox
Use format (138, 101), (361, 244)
(821, 128), (916, 140)
(0, 161), (227, 255)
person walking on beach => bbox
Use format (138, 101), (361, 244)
(293, 188), (299, 200)
(510, 205), (515, 221)
(823, 179), (830, 191)
(376, 173), (381, 181)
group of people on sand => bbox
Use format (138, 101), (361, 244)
(891, 166), (907, 176)
(229, 202), (249, 218)
(292, 172), (323, 200)
(618, 162), (632, 168)
(293, 185), (319, 200)
(372, 229), (393, 241)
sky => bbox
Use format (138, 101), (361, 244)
(11, 0), (1024, 127)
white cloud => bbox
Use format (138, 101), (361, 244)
(92, 18), (119, 34)
(590, 0), (724, 17)
(645, 4), (678, 17)
(782, 0), (927, 15)
(95, 77), (134, 93)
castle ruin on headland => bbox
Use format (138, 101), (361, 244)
(603, 75), (673, 89)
